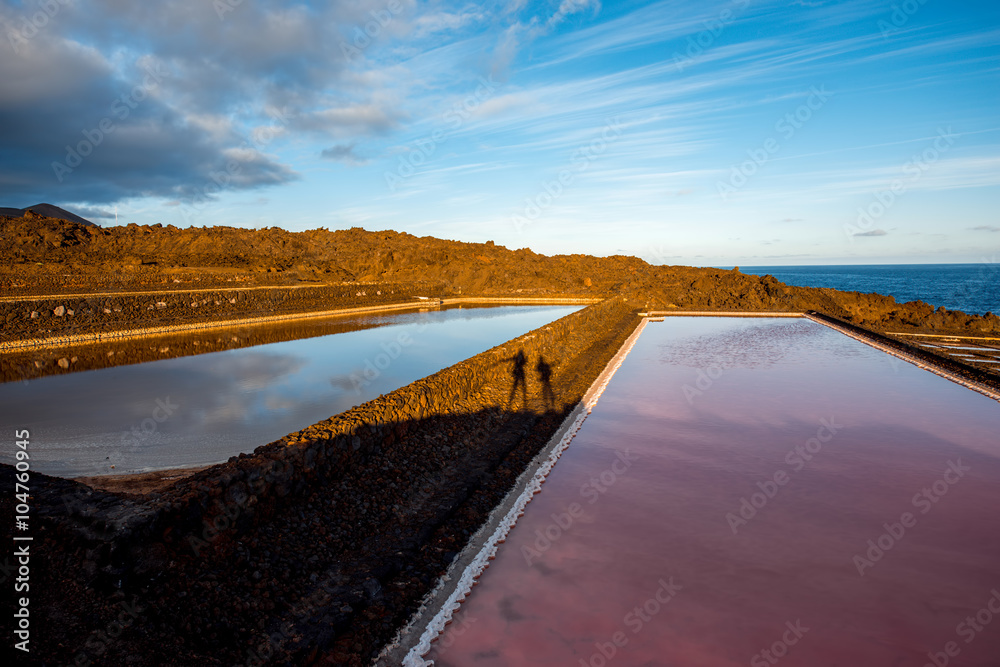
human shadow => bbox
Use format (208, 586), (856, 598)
(502, 348), (528, 408)
(536, 356), (555, 409)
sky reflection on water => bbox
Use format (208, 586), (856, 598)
(0, 305), (579, 477)
(428, 317), (1000, 667)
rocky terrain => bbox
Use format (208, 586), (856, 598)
(1, 211), (998, 666)
(3, 211), (998, 342)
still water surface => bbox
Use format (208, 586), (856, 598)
(428, 317), (1000, 667)
(0, 305), (579, 477)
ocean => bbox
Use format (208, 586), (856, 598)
(732, 264), (1000, 316)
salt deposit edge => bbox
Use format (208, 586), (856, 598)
(375, 317), (650, 666)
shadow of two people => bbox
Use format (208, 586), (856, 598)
(501, 349), (555, 409)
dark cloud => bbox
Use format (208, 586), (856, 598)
(72, 205), (117, 220)
(329, 375), (358, 391)
(0, 0), (414, 207)
(971, 225), (1000, 232)
(497, 596), (527, 622)
(321, 143), (369, 165)
(854, 229), (887, 237)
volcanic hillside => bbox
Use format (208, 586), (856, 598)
(2, 211), (998, 338)
(0, 203), (97, 226)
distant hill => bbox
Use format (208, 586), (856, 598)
(0, 203), (96, 227)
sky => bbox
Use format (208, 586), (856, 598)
(1, 0), (998, 266)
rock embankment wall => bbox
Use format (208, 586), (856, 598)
(6, 296), (640, 667)
(0, 281), (441, 344)
(149, 295), (636, 559)
(0, 308), (422, 382)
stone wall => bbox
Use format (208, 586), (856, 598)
(0, 281), (443, 343)
(5, 296), (642, 666)
(151, 295), (636, 549)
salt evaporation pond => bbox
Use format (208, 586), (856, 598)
(427, 317), (1000, 667)
(0, 305), (579, 478)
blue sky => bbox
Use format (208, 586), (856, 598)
(1, 0), (998, 265)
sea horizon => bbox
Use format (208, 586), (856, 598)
(717, 263), (998, 316)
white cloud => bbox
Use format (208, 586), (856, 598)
(546, 0), (601, 29)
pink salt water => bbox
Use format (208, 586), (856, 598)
(426, 317), (1000, 667)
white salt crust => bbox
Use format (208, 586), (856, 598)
(391, 318), (650, 666)
(382, 313), (998, 666)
